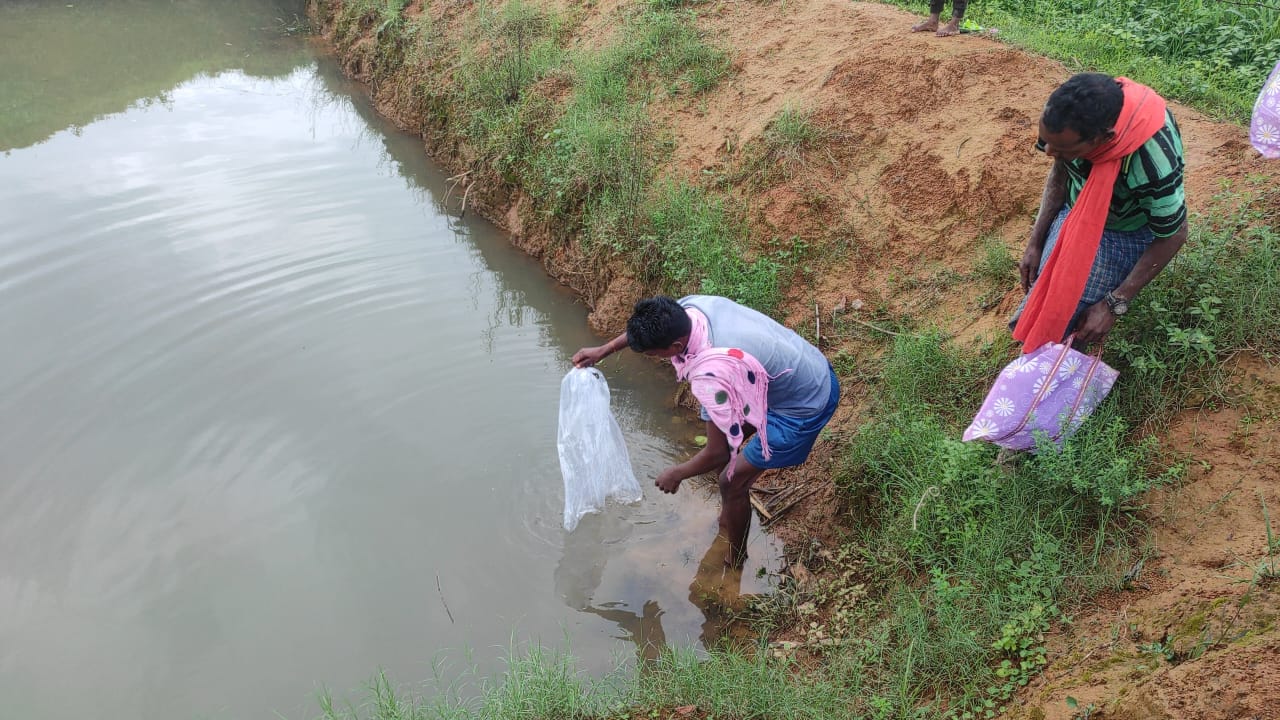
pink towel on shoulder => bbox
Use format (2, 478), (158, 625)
(676, 346), (772, 480)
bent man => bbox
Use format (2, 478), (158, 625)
(1014, 73), (1188, 352)
(573, 295), (840, 568)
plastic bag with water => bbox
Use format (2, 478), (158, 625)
(557, 367), (641, 531)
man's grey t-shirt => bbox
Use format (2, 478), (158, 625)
(680, 295), (832, 418)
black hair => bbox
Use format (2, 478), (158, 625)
(1042, 73), (1124, 142)
(626, 296), (691, 352)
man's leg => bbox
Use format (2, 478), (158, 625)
(936, 0), (966, 36)
(911, 0), (945, 32)
(717, 452), (766, 569)
(688, 533), (746, 649)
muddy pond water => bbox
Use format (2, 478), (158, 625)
(0, 2), (780, 718)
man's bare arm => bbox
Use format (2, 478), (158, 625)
(572, 332), (628, 367)
(1073, 221), (1189, 346)
(1113, 221), (1188, 300)
(1020, 161), (1070, 291)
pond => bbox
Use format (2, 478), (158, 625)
(0, 2), (779, 718)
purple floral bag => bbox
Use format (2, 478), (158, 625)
(1252, 58), (1280, 159)
(963, 339), (1118, 451)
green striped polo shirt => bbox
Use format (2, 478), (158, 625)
(1040, 110), (1187, 237)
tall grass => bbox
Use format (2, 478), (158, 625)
(320, 0), (773, 315)
(329, 0), (414, 52)
(763, 104), (825, 171)
(318, 647), (619, 720)
(525, 7), (729, 220)
(455, 0), (567, 169)
(828, 329), (1177, 718)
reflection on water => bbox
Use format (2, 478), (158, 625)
(0, 3), (780, 719)
(0, 0), (311, 151)
(577, 533), (753, 668)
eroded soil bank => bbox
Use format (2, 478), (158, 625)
(310, 0), (1280, 716)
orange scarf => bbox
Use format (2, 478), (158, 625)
(1013, 78), (1167, 354)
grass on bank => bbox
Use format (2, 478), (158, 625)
(890, 0), (1279, 122)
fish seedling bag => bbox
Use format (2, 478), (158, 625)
(557, 367), (641, 531)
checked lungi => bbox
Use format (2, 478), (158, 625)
(1009, 205), (1154, 339)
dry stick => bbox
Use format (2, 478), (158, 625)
(460, 181), (475, 218)
(763, 488), (817, 527)
(759, 485), (799, 511)
(911, 486), (941, 531)
(436, 573), (455, 624)
(749, 494), (774, 522)
(815, 301), (821, 345)
(445, 171), (473, 215)
(443, 169), (472, 206)
(763, 489), (816, 527)
(764, 483), (806, 510)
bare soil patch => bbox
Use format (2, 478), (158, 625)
(1010, 357), (1280, 720)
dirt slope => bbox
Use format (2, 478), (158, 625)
(651, 1), (1270, 338)
(1009, 357), (1280, 720)
(318, 1), (1280, 716)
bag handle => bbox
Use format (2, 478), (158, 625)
(993, 335), (1106, 443)
(1053, 338), (1108, 442)
(992, 338), (1075, 442)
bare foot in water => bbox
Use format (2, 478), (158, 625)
(936, 18), (962, 36)
(911, 15), (939, 32)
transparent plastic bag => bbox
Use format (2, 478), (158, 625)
(557, 367), (641, 531)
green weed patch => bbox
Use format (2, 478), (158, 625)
(641, 181), (780, 311)
(827, 330), (1175, 718)
(1111, 179), (1280, 422)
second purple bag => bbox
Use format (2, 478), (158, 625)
(963, 339), (1118, 451)
(1252, 58), (1280, 159)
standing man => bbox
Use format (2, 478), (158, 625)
(573, 295), (840, 568)
(911, 0), (969, 37)
(1014, 73), (1188, 352)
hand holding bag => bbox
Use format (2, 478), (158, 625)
(963, 338), (1118, 451)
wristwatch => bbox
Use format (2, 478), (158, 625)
(1104, 291), (1130, 316)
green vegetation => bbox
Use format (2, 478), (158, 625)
(641, 182), (780, 311)
(343, 0), (761, 306)
(898, 0), (1279, 121)
(1111, 177), (1280, 422)
(823, 328), (1174, 718)
(763, 104), (827, 176)
(332, 0), (412, 38)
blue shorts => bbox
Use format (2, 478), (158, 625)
(742, 365), (840, 469)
